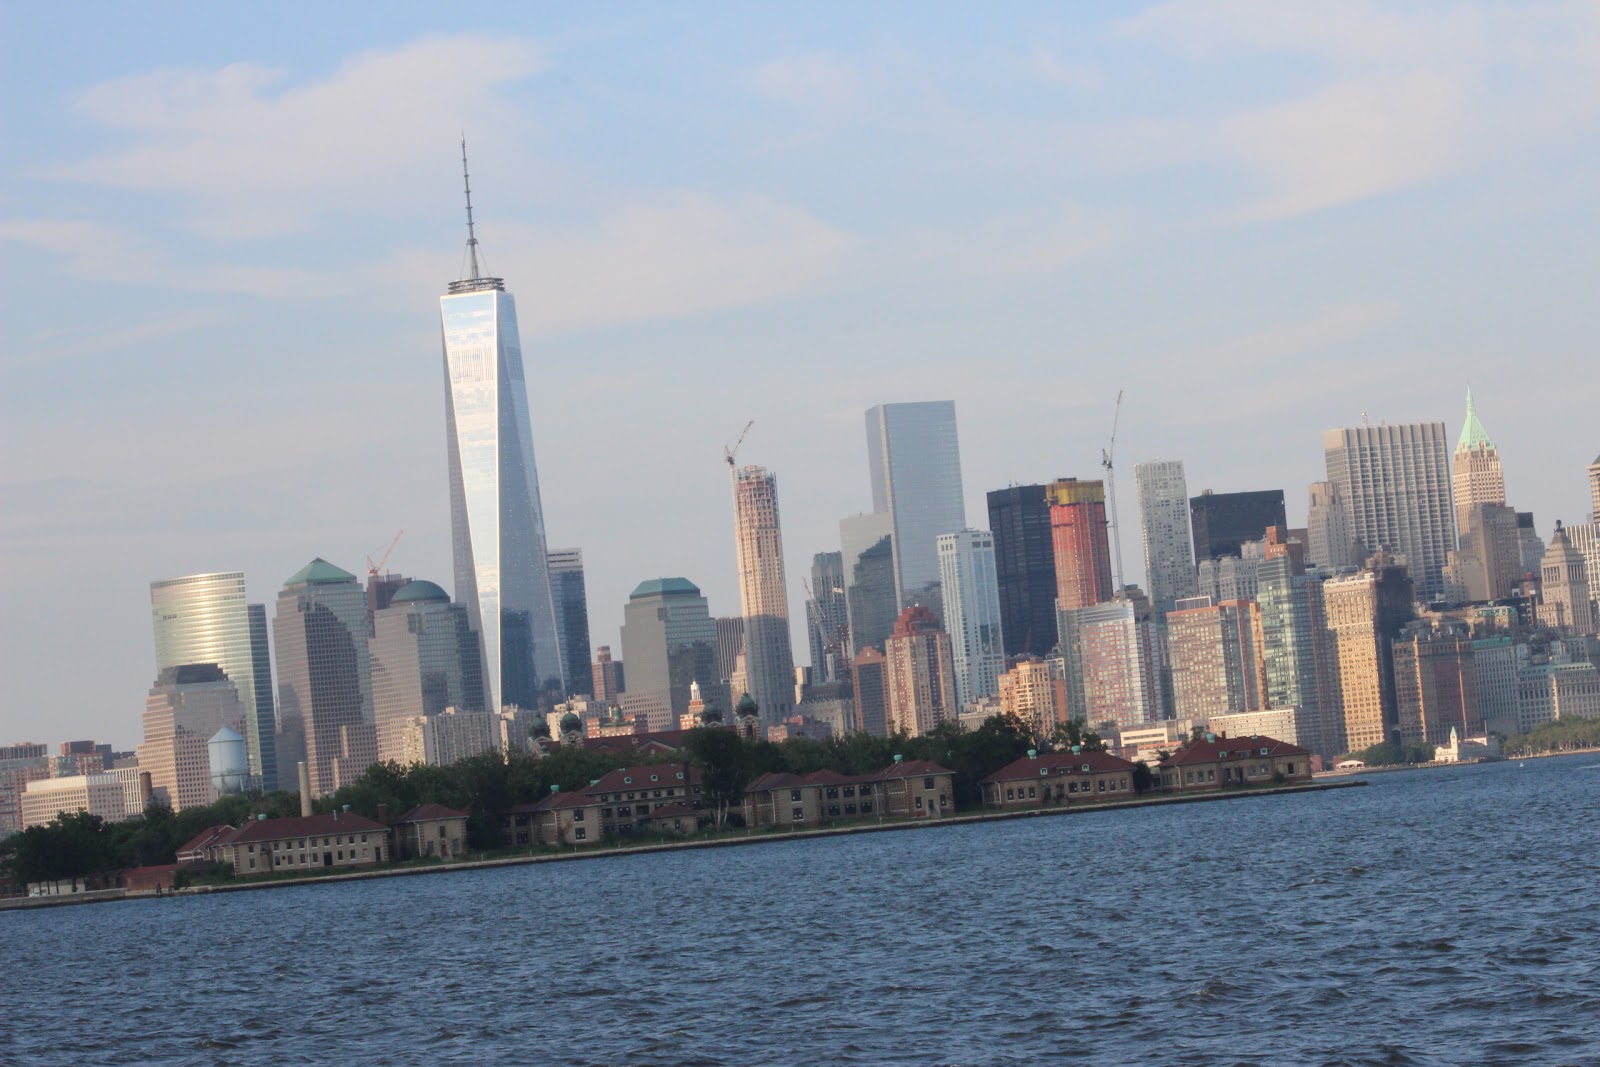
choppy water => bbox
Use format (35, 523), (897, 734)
(4, 754), (1598, 1066)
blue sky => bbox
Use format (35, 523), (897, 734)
(3, 2), (1598, 748)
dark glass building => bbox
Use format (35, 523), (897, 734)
(1190, 489), (1287, 561)
(986, 484), (1057, 658)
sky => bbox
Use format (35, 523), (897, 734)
(3, 2), (1598, 750)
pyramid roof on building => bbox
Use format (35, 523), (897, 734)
(283, 557), (358, 587)
(1456, 389), (1494, 452)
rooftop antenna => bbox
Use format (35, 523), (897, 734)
(461, 136), (481, 282)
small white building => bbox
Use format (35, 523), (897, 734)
(1434, 727), (1501, 763)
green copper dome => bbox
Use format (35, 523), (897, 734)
(283, 557), (358, 587)
(390, 579), (450, 605)
(735, 692), (759, 718)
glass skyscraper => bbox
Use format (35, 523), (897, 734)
(441, 184), (565, 709)
(548, 548), (592, 697)
(840, 512), (897, 657)
(150, 572), (278, 792)
(865, 402), (966, 603)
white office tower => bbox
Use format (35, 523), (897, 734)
(1135, 460), (1198, 616)
(936, 531), (1006, 710)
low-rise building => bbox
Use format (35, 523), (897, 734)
(502, 763), (709, 847)
(180, 812), (391, 875)
(742, 759), (955, 827)
(392, 803), (470, 861)
(979, 750), (1139, 808)
(20, 774), (139, 829)
(1155, 735), (1311, 793)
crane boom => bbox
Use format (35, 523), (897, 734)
(367, 529), (405, 578)
(1101, 391), (1126, 597)
(723, 420), (755, 472)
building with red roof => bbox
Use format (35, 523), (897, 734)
(182, 811), (390, 875)
(393, 803), (470, 861)
(502, 763), (707, 847)
(1155, 734), (1311, 793)
(742, 759), (955, 827)
(979, 749), (1139, 808)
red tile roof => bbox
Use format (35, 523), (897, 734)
(875, 760), (953, 780)
(745, 762), (954, 795)
(1158, 734), (1308, 768)
(396, 803), (468, 823)
(227, 812), (388, 845)
(527, 790), (599, 812)
(588, 763), (700, 794)
(981, 750), (1137, 785)
(583, 729), (690, 753)
(176, 824), (238, 857)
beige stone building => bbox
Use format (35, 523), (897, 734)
(1451, 391), (1505, 538)
(1324, 560), (1414, 753)
(1156, 735), (1312, 792)
(885, 605), (958, 737)
(980, 750), (1138, 808)
(181, 811), (390, 875)
(1166, 597), (1266, 720)
(392, 803), (469, 861)
(997, 658), (1065, 739)
(139, 664), (248, 812)
(1538, 524), (1596, 635)
(20, 774), (136, 829)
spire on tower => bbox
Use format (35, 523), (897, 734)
(447, 137), (505, 295)
(1456, 387), (1493, 453)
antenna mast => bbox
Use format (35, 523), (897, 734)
(461, 136), (480, 281)
(1101, 390), (1127, 597)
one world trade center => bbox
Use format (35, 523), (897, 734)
(439, 143), (566, 709)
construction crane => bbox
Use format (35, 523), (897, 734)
(367, 529), (404, 578)
(723, 420), (754, 475)
(1100, 391), (1126, 598)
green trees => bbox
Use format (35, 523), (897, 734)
(1504, 718), (1600, 756)
(1344, 740), (1435, 766)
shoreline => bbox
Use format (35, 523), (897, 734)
(2, 779), (1365, 912)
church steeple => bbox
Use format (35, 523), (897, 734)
(1456, 388), (1494, 453)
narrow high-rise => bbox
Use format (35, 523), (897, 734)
(1451, 390), (1505, 539)
(1165, 597), (1267, 721)
(1589, 455), (1600, 524)
(805, 552), (850, 684)
(1324, 422), (1455, 599)
(936, 530), (1006, 711)
(1048, 478), (1114, 610)
(1324, 558), (1414, 754)
(440, 143), (565, 710)
(548, 549), (592, 696)
(1134, 460), (1197, 616)
(840, 513), (897, 656)
(1306, 481), (1355, 570)
(986, 484), (1058, 657)
(1257, 555), (1340, 759)
(149, 572), (278, 792)
(865, 402), (966, 605)
(884, 605), (957, 737)
(729, 465), (796, 725)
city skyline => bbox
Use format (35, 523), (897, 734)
(5, 5), (1600, 746)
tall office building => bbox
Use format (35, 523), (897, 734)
(547, 549), (592, 697)
(997, 658), (1065, 740)
(883, 605), (957, 738)
(591, 645), (624, 705)
(1516, 512), (1546, 577)
(1135, 460), (1198, 616)
(1324, 558), (1414, 754)
(936, 530), (1006, 711)
(1057, 600), (1165, 730)
(1538, 524), (1596, 634)
(1451, 391), (1505, 539)
(1324, 422), (1455, 599)
(729, 466), (797, 726)
(1165, 597), (1267, 721)
(440, 150), (565, 709)
(1451, 503), (1522, 601)
(368, 579), (486, 762)
(714, 617), (746, 695)
(852, 647), (890, 738)
(139, 664), (249, 811)
(1590, 455), (1600, 524)
(149, 572), (278, 792)
(865, 402), (966, 603)
(840, 513), (898, 656)
(1393, 626), (1480, 747)
(1048, 478), (1114, 611)
(1257, 555), (1340, 759)
(1306, 481), (1356, 570)
(1190, 489), (1287, 562)
(805, 552), (850, 684)
(619, 579), (724, 724)
(986, 484), (1058, 657)
(272, 559), (375, 798)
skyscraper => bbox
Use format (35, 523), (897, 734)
(272, 559), (374, 798)
(1393, 626), (1480, 747)
(840, 512), (898, 656)
(729, 465), (796, 726)
(440, 146), (565, 709)
(997, 658), (1065, 740)
(1324, 558), (1414, 754)
(1323, 422), (1455, 599)
(936, 530), (1006, 710)
(1589, 454), (1600, 524)
(1451, 390), (1505, 539)
(149, 571), (278, 792)
(1057, 600), (1166, 730)
(1189, 489), (1287, 562)
(852, 647), (890, 737)
(548, 548), (592, 696)
(139, 664), (249, 811)
(591, 645), (623, 705)
(619, 579), (724, 723)
(368, 579), (486, 762)
(1134, 461), (1197, 616)
(1048, 478), (1114, 611)
(805, 552), (850, 684)
(1165, 597), (1267, 720)
(884, 605), (957, 737)
(1538, 524), (1596, 634)
(1257, 555), (1340, 759)
(986, 484), (1058, 657)
(865, 402), (966, 603)
(1306, 481), (1356, 570)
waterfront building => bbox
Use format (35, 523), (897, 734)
(396, 708), (500, 768)
(743, 760), (955, 826)
(884, 606), (958, 738)
(548, 549), (592, 697)
(1324, 559), (1415, 753)
(729, 465), (797, 727)
(1189, 489), (1287, 562)
(1471, 635), (1520, 735)
(1306, 481), (1356, 570)
(619, 579), (724, 725)
(1392, 625), (1480, 747)
(439, 159), (565, 707)
(936, 530), (1006, 710)
(149, 571), (278, 792)
(1165, 598), (1267, 721)
(840, 512), (899, 656)
(1155, 735), (1313, 792)
(852, 647), (890, 737)
(1256, 556), (1340, 759)
(987, 484), (1059, 657)
(865, 401), (966, 605)
(181, 812), (389, 874)
(1135, 461), (1198, 617)
(805, 552), (850, 684)
(591, 645), (624, 705)
(1323, 422), (1456, 599)
(1451, 391), (1506, 539)
(1048, 478), (1114, 610)
(997, 658), (1065, 740)
(138, 664), (249, 811)
(272, 559), (375, 798)
(368, 579), (485, 763)
(980, 751), (1138, 808)
(392, 804), (470, 861)
(1537, 523), (1596, 634)
(1058, 600), (1167, 731)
